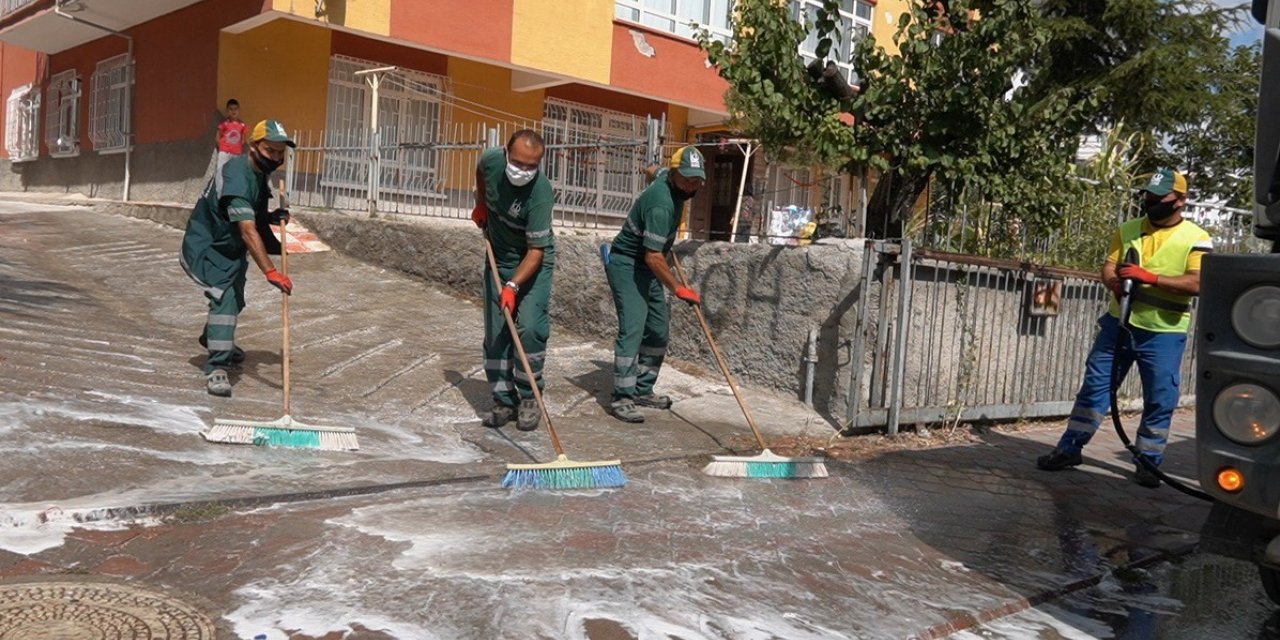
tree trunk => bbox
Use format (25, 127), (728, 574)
(864, 167), (933, 239)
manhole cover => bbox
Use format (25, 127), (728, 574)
(0, 581), (215, 639)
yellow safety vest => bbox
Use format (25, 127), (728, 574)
(1107, 218), (1201, 333)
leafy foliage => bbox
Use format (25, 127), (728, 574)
(697, 0), (1252, 246)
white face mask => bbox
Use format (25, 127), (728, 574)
(505, 161), (537, 187)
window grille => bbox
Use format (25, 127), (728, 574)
(5, 83), (39, 161)
(45, 70), (80, 157)
(322, 54), (450, 195)
(542, 98), (650, 217)
(89, 54), (132, 153)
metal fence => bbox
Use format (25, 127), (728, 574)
(2, 0), (36, 17)
(286, 118), (661, 230)
(845, 239), (1198, 433)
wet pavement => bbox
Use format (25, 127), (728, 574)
(0, 198), (1259, 639)
(957, 553), (1280, 639)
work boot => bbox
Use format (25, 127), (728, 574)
(1133, 462), (1161, 489)
(482, 404), (516, 428)
(1036, 447), (1082, 471)
(610, 398), (645, 423)
(205, 369), (232, 397)
(517, 399), (541, 432)
(633, 394), (673, 410)
(198, 334), (246, 363)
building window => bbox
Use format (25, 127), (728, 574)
(322, 55), (450, 194)
(89, 54), (132, 153)
(5, 83), (39, 162)
(793, 0), (872, 83)
(45, 70), (79, 157)
(615, 0), (733, 42)
(542, 98), (651, 217)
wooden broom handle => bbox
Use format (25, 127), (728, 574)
(278, 179), (291, 416)
(670, 253), (769, 451)
(483, 232), (565, 455)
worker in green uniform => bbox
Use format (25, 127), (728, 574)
(605, 145), (706, 423)
(470, 129), (556, 431)
(180, 119), (295, 397)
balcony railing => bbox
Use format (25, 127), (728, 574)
(2, 0), (41, 18)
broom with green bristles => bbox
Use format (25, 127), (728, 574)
(484, 235), (625, 490)
(202, 181), (359, 451)
(671, 254), (827, 479)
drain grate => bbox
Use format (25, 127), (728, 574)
(0, 581), (215, 639)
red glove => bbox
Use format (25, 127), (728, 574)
(1117, 264), (1158, 286)
(500, 284), (517, 314)
(675, 286), (701, 306)
(265, 269), (293, 295)
(471, 203), (488, 228)
(1109, 280), (1127, 301)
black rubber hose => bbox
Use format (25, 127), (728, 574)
(1110, 248), (1213, 501)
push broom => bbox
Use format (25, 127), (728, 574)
(670, 254), (827, 479)
(202, 181), (359, 451)
(485, 234), (625, 490)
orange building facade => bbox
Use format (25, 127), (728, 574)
(0, 0), (898, 239)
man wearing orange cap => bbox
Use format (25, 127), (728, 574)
(180, 119), (295, 397)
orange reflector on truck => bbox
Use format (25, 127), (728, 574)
(1217, 468), (1245, 493)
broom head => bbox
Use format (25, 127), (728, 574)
(204, 414), (359, 451)
(502, 454), (626, 490)
(703, 448), (828, 479)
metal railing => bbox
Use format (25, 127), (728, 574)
(287, 120), (658, 230)
(2, 0), (39, 18)
(845, 240), (1198, 433)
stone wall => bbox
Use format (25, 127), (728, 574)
(104, 203), (870, 425)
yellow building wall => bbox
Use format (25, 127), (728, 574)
(272, 0), (391, 35)
(218, 19), (332, 135)
(510, 0), (612, 84)
(665, 104), (690, 143)
(871, 0), (910, 56)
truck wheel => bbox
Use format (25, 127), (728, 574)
(1261, 566), (1280, 605)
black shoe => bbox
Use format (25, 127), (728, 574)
(633, 394), (673, 410)
(516, 399), (541, 432)
(1036, 447), (1082, 471)
(483, 404), (516, 428)
(1134, 462), (1161, 489)
(610, 398), (645, 423)
(198, 334), (245, 363)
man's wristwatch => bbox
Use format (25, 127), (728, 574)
(504, 280), (520, 293)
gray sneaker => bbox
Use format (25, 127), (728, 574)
(482, 404), (516, 428)
(611, 398), (645, 423)
(517, 399), (541, 432)
(205, 369), (232, 397)
(634, 394), (673, 410)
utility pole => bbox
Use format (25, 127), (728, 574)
(354, 65), (395, 217)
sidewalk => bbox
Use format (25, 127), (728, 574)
(0, 198), (1212, 639)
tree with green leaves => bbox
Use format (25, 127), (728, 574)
(1157, 42), (1261, 208)
(698, 0), (1244, 240)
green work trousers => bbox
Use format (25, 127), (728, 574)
(483, 259), (553, 407)
(200, 261), (248, 374)
(605, 252), (669, 399)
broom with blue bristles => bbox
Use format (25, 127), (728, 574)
(202, 181), (358, 451)
(670, 254), (827, 479)
(484, 235), (625, 490)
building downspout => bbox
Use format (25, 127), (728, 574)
(53, 0), (133, 201)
